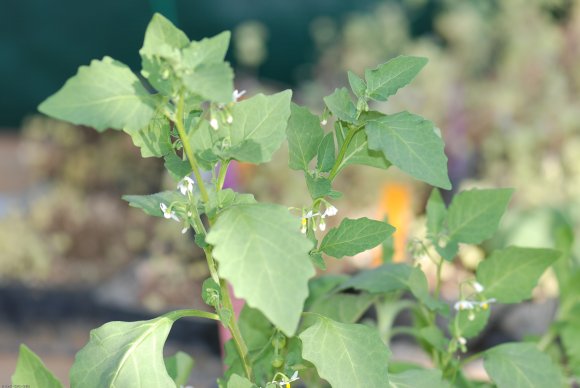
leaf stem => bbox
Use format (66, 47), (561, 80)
(173, 90), (209, 203)
(219, 278), (253, 380)
(165, 309), (220, 321)
(216, 159), (232, 191)
(328, 123), (362, 181)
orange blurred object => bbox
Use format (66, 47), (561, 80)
(373, 183), (413, 265)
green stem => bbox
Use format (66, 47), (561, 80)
(220, 279), (253, 380)
(389, 326), (419, 338)
(434, 257), (444, 300)
(173, 91), (209, 203)
(537, 326), (558, 352)
(165, 309), (220, 321)
(216, 159), (232, 191)
(328, 123), (362, 181)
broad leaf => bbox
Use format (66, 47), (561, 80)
(446, 188), (513, 244)
(70, 310), (212, 387)
(365, 112), (451, 189)
(222, 91), (292, 164)
(206, 203), (315, 335)
(205, 189), (256, 219)
(389, 368), (445, 388)
(287, 103), (324, 171)
(450, 308), (490, 339)
(305, 174), (332, 199)
(124, 111), (172, 158)
(299, 315), (391, 388)
(365, 56), (428, 101)
(307, 293), (376, 323)
(335, 124), (391, 171)
(227, 374), (257, 388)
(324, 88), (357, 123)
(484, 343), (564, 388)
(164, 152), (193, 181)
(348, 71), (366, 99)
(39, 57), (158, 132)
(476, 247), (560, 303)
(317, 132), (336, 172)
(305, 275), (349, 310)
(320, 217), (395, 258)
(182, 62), (234, 103)
(123, 191), (187, 218)
(426, 189), (447, 238)
(182, 31), (230, 70)
(165, 351), (194, 386)
(12, 345), (63, 388)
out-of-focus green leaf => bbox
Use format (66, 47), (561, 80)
(12, 345), (63, 388)
(164, 351), (194, 386)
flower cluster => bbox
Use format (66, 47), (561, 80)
(300, 205), (338, 233)
(271, 371), (299, 388)
(159, 176), (196, 234)
(210, 89), (246, 130)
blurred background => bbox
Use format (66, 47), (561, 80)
(1, 0), (579, 385)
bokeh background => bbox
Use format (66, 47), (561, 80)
(1, 0), (579, 385)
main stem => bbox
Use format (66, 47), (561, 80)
(328, 123), (361, 181)
(174, 95), (253, 380)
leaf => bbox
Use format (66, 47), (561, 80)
(140, 13), (189, 58)
(450, 308), (490, 339)
(348, 71), (366, 99)
(12, 345), (63, 388)
(299, 315), (391, 388)
(305, 174), (332, 199)
(561, 319), (580, 377)
(182, 31), (231, 70)
(287, 103), (325, 171)
(205, 189), (256, 219)
(446, 188), (513, 244)
(70, 311), (206, 387)
(305, 275), (349, 310)
(419, 327), (448, 353)
(476, 247), (561, 304)
(365, 56), (428, 101)
(336, 124), (391, 171)
(365, 112), (451, 189)
(389, 368), (445, 388)
(227, 374), (258, 388)
(317, 132), (336, 173)
(426, 189), (447, 238)
(182, 62), (234, 103)
(124, 111), (173, 158)
(222, 91), (293, 164)
(123, 191), (186, 218)
(484, 343), (564, 388)
(39, 57), (158, 132)
(323, 88), (357, 123)
(164, 152), (193, 181)
(319, 217), (395, 258)
(308, 293), (376, 323)
(165, 351), (194, 386)
(206, 203), (315, 336)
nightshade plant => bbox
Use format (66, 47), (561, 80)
(13, 13), (568, 388)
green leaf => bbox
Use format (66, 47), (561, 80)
(205, 189), (256, 219)
(446, 188), (513, 244)
(164, 152), (193, 181)
(123, 191), (186, 218)
(305, 174), (332, 199)
(308, 293), (376, 323)
(182, 31), (231, 69)
(12, 345), (63, 388)
(365, 56), (428, 101)
(484, 343), (564, 388)
(419, 327), (448, 353)
(476, 247), (561, 304)
(324, 88), (357, 123)
(319, 217), (395, 258)
(348, 71), (366, 99)
(222, 91), (292, 164)
(287, 103), (325, 171)
(182, 62), (234, 103)
(141, 13), (189, 58)
(206, 203), (315, 336)
(389, 368), (445, 388)
(335, 124), (391, 171)
(365, 112), (451, 189)
(310, 251), (326, 270)
(450, 308), (490, 339)
(426, 189), (447, 238)
(305, 275), (349, 310)
(435, 240), (459, 262)
(70, 310), (211, 387)
(124, 111), (173, 158)
(299, 315), (391, 388)
(561, 319), (580, 377)
(317, 132), (336, 173)
(227, 374), (258, 388)
(39, 57), (158, 132)
(165, 351), (194, 386)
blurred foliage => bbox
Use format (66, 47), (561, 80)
(0, 117), (208, 309)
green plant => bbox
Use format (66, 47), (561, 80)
(12, 13), (571, 387)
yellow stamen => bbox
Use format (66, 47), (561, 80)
(481, 303), (489, 310)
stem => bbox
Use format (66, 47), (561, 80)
(459, 351), (483, 367)
(173, 90), (210, 203)
(537, 326), (558, 352)
(434, 257), (444, 299)
(328, 123), (362, 181)
(216, 159), (232, 191)
(165, 309), (220, 321)
(220, 279), (253, 380)
(389, 326), (419, 338)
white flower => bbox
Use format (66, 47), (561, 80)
(319, 220), (326, 231)
(274, 371), (299, 387)
(160, 203), (179, 222)
(458, 336), (467, 345)
(210, 118), (219, 130)
(320, 119), (328, 126)
(473, 281), (485, 293)
(478, 298), (497, 310)
(178, 176), (195, 195)
(233, 89), (246, 101)
(322, 205), (338, 218)
(226, 114), (233, 124)
(454, 300), (475, 311)
(181, 226), (189, 234)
